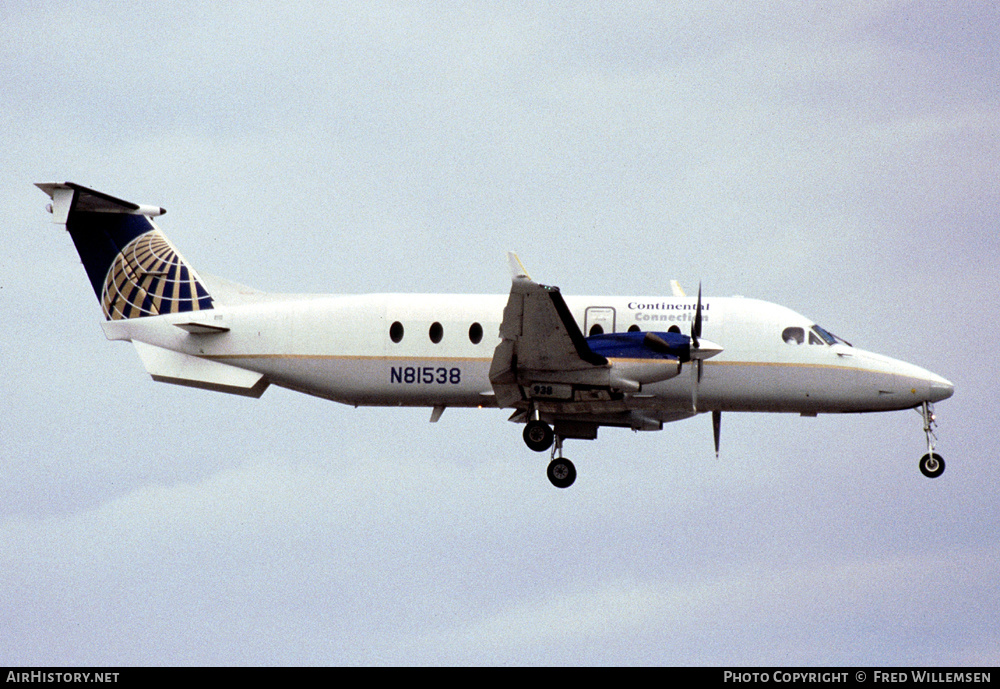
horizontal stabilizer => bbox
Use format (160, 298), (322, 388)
(132, 341), (268, 398)
(36, 182), (166, 223)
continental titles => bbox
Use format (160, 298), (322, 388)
(628, 300), (710, 324)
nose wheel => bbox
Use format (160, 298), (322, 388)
(917, 402), (946, 479)
(919, 452), (945, 479)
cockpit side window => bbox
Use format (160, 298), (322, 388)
(782, 327), (804, 345)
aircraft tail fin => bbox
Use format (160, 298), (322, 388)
(36, 182), (214, 320)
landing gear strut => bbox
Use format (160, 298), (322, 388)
(918, 402), (945, 479)
(547, 435), (576, 489)
(522, 418), (576, 488)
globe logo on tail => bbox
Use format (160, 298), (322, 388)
(101, 230), (213, 320)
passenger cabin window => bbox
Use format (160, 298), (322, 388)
(469, 322), (483, 344)
(429, 322), (443, 344)
(627, 324), (640, 332)
(589, 324), (604, 336)
(390, 321), (404, 343)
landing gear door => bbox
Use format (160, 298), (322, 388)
(584, 306), (616, 336)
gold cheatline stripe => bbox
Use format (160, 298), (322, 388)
(204, 354), (495, 363)
(198, 354), (914, 379)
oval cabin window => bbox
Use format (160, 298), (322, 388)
(469, 322), (483, 344)
(389, 321), (404, 343)
(429, 322), (443, 344)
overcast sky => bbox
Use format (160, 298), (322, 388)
(2, 1), (997, 666)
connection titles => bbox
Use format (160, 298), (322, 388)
(628, 300), (710, 324)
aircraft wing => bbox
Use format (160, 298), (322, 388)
(489, 254), (610, 409)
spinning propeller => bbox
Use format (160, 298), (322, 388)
(688, 283), (724, 457)
(687, 283), (723, 412)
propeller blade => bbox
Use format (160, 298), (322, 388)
(712, 410), (721, 458)
(690, 282), (704, 411)
(691, 360), (699, 412)
(691, 282), (703, 347)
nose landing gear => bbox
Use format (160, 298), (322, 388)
(918, 402), (945, 479)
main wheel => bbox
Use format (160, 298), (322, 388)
(547, 457), (576, 489)
(523, 420), (554, 452)
(919, 452), (945, 479)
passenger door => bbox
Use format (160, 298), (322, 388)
(584, 306), (616, 336)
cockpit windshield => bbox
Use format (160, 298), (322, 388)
(782, 325), (852, 347)
(811, 325), (852, 347)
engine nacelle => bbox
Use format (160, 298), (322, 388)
(608, 358), (682, 390)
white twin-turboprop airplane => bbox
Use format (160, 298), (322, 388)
(38, 182), (954, 488)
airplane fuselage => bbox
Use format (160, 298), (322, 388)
(102, 291), (952, 420)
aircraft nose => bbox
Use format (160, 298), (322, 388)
(928, 373), (954, 403)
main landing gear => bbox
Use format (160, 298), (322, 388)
(523, 420), (554, 452)
(523, 419), (576, 489)
(917, 401), (945, 479)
